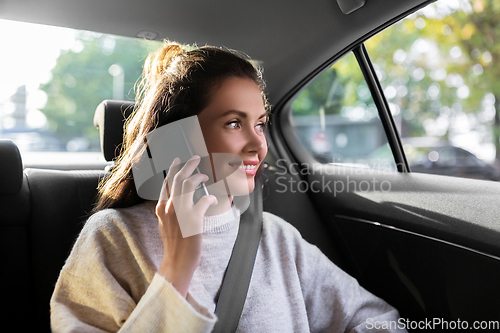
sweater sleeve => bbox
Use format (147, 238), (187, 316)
(263, 212), (406, 333)
(299, 245), (405, 332)
(50, 211), (216, 333)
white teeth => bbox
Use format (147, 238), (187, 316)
(239, 164), (256, 170)
(229, 163), (257, 170)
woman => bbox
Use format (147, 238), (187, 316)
(50, 41), (405, 332)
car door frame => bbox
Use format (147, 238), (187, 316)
(266, 4), (500, 326)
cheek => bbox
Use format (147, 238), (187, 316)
(205, 136), (237, 154)
(201, 127), (226, 153)
(260, 136), (268, 157)
(204, 131), (241, 154)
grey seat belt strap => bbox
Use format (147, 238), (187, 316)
(212, 180), (263, 332)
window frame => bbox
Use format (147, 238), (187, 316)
(272, 45), (410, 174)
(353, 44), (410, 173)
(269, 1), (434, 176)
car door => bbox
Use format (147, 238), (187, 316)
(269, 1), (500, 330)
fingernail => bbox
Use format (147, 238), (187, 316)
(191, 155), (201, 160)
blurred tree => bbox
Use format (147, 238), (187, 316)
(293, 0), (500, 163)
(367, 0), (500, 161)
(443, 0), (500, 160)
(292, 52), (370, 116)
(39, 32), (159, 150)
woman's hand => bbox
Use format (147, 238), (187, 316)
(156, 155), (218, 298)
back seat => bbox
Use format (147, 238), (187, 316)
(25, 168), (106, 331)
(0, 100), (343, 332)
(0, 140), (105, 332)
(0, 140), (33, 329)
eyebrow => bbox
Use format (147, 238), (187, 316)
(220, 110), (268, 119)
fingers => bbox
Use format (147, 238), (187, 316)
(160, 155), (210, 204)
(194, 195), (218, 215)
(156, 155), (218, 240)
(171, 155), (203, 198)
(166, 157), (182, 196)
(159, 157), (181, 203)
(183, 172), (209, 196)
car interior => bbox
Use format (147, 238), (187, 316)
(1, 0), (500, 331)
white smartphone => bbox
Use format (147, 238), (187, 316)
(160, 123), (210, 203)
(135, 116), (211, 201)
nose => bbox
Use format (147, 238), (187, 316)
(243, 127), (265, 153)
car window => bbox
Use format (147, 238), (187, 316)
(289, 52), (396, 171)
(365, 0), (500, 181)
(0, 19), (161, 168)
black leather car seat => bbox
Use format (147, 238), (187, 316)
(0, 139), (105, 332)
(24, 167), (105, 331)
(0, 140), (33, 329)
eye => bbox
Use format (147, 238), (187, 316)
(256, 121), (267, 132)
(226, 120), (241, 129)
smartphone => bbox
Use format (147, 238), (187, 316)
(156, 122), (210, 203)
(179, 124), (209, 203)
(134, 116), (210, 201)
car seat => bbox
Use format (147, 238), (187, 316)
(0, 139), (105, 332)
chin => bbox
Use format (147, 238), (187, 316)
(220, 172), (252, 197)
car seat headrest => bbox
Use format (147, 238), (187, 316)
(0, 140), (23, 195)
(94, 100), (135, 162)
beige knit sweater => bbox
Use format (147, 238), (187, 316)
(50, 201), (405, 332)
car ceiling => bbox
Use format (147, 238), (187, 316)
(1, 0), (432, 107)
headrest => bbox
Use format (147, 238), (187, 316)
(0, 140), (23, 195)
(94, 100), (135, 162)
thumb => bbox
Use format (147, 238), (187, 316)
(195, 195), (219, 215)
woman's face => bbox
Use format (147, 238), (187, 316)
(198, 76), (268, 195)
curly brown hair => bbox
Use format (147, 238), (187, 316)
(94, 41), (269, 212)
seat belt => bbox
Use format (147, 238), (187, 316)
(212, 180), (263, 333)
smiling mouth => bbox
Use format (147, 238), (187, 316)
(229, 163), (258, 175)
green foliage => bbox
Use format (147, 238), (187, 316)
(368, 0), (500, 157)
(39, 33), (160, 150)
(292, 52), (367, 116)
(292, 0), (500, 159)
